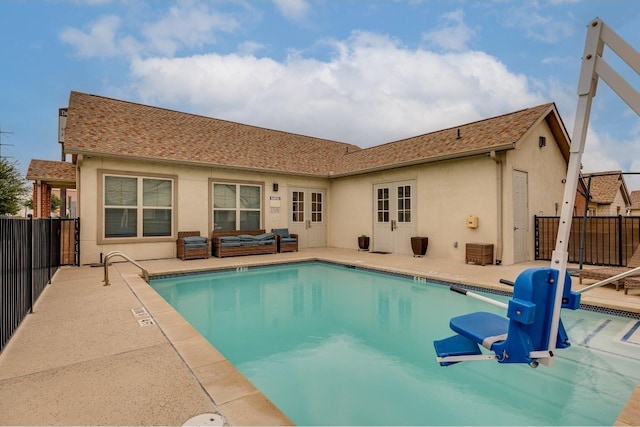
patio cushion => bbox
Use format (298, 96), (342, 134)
(281, 237), (297, 243)
(238, 234), (258, 241)
(255, 232), (275, 240)
(258, 239), (276, 245)
(272, 228), (290, 238)
(184, 242), (207, 249)
(221, 242), (242, 247)
(182, 236), (207, 244)
(240, 241), (260, 246)
(220, 236), (241, 242)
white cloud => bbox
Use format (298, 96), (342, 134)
(423, 9), (476, 52)
(60, 15), (124, 58)
(129, 30), (544, 147)
(141, 3), (240, 57)
(503, 6), (573, 43)
(272, 0), (310, 21)
(60, 3), (239, 59)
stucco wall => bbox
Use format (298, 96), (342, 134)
(77, 156), (329, 264)
(329, 157), (498, 261)
(502, 120), (567, 264)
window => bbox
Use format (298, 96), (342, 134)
(377, 188), (389, 222)
(213, 183), (262, 230)
(104, 175), (173, 239)
(397, 185), (411, 222)
(292, 191), (304, 222)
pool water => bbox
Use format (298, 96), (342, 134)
(151, 262), (640, 426)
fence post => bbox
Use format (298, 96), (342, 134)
(28, 215), (34, 313)
(618, 215), (623, 266)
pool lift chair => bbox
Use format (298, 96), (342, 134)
(435, 17), (640, 368)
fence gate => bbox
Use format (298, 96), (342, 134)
(60, 218), (80, 266)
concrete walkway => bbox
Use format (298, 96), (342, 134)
(0, 248), (639, 425)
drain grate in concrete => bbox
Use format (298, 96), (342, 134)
(138, 318), (155, 327)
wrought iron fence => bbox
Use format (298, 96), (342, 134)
(535, 215), (640, 266)
(0, 216), (80, 353)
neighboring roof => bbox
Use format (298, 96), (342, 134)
(583, 171), (631, 205)
(62, 91), (569, 178)
(63, 91), (360, 177)
(26, 159), (76, 188)
(331, 103), (568, 176)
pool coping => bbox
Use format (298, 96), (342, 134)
(124, 256), (640, 426)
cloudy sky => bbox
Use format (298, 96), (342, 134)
(1, 1), (640, 187)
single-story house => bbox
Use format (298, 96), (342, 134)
(27, 91), (572, 266)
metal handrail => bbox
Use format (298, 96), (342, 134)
(103, 251), (149, 286)
(576, 265), (640, 294)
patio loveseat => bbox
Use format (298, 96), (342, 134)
(211, 229), (277, 258)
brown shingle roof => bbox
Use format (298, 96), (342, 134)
(330, 103), (561, 176)
(583, 171), (630, 204)
(631, 191), (640, 209)
(26, 159), (76, 184)
(62, 92), (567, 178)
(63, 91), (361, 177)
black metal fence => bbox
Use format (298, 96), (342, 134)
(0, 217), (80, 353)
(535, 215), (640, 266)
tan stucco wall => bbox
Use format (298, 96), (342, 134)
(77, 156), (329, 264)
(328, 157), (499, 261)
(502, 121), (567, 264)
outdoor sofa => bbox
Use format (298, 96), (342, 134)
(578, 245), (640, 291)
(211, 229), (277, 258)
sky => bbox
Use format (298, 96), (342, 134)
(1, 1), (640, 188)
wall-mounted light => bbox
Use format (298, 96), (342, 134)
(273, 183), (279, 192)
(539, 136), (546, 148)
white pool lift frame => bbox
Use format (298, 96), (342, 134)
(435, 18), (640, 368)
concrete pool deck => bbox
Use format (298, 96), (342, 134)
(0, 248), (639, 426)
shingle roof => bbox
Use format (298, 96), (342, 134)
(26, 159), (76, 185)
(62, 92), (567, 178)
(583, 171), (630, 204)
(63, 91), (361, 177)
(330, 103), (561, 176)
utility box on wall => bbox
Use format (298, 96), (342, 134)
(467, 215), (478, 229)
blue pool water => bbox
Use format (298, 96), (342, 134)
(150, 262), (640, 426)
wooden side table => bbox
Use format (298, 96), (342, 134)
(466, 243), (493, 266)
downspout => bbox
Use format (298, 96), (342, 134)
(490, 151), (503, 265)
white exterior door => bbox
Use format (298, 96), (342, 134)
(372, 181), (416, 254)
(289, 188), (326, 248)
(513, 170), (529, 263)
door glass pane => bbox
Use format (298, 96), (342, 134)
(377, 187), (390, 223)
(292, 191), (304, 223)
(311, 192), (323, 223)
(398, 185), (412, 223)
(105, 208), (137, 237)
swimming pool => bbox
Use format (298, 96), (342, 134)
(150, 262), (640, 425)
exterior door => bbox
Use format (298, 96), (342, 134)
(289, 188), (326, 248)
(373, 181), (416, 254)
(513, 170), (529, 263)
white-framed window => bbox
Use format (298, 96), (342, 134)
(212, 182), (262, 230)
(103, 174), (174, 239)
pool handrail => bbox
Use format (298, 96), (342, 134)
(103, 251), (149, 286)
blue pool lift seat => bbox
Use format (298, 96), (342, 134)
(434, 267), (580, 367)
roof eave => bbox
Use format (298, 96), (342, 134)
(329, 144), (515, 178)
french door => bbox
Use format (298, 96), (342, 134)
(289, 188), (326, 248)
(372, 181), (416, 254)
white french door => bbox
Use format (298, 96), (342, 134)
(289, 188), (326, 248)
(372, 181), (416, 254)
